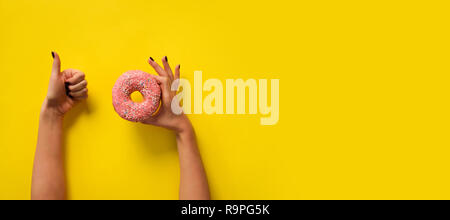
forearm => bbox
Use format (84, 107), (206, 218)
(31, 103), (66, 200)
(176, 122), (210, 200)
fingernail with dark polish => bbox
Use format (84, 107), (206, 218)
(165, 56), (168, 62)
(51, 52), (55, 58)
(65, 82), (72, 97)
(149, 57), (154, 61)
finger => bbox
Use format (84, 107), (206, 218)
(174, 64), (180, 80)
(65, 82), (72, 97)
(51, 51), (61, 77)
(153, 75), (170, 93)
(148, 57), (167, 76)
(68, 80), (87, 92)
(153, 75), (171, 105)
(73, 94), (88, 101)
(162, 56), (173, 80)
(62, 68), (75, 80)
(65, 71), (85, 85)
(69, 88), (88, 97)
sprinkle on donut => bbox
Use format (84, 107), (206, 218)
(112, 70), (161, 122)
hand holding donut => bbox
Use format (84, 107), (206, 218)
(44, 52), (88, 116)
(142, 56), (191, 133)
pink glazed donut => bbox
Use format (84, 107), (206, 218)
(112, 70), (161, 122)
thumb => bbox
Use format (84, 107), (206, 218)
(51, 51), (61, 77)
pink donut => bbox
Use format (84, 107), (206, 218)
(112, 70), (161, 122)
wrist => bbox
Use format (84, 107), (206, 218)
(176, 123), (196, 146)
(175, 118), (198, 151)
(40, 100), (64, 122)
(174, 115), (194, 135)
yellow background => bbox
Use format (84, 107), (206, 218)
(1, 0), (449, 200)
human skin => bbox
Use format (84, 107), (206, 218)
(31, 53), (209, 200)
(144, 56), (210, 200)
(31, 52), (88, 200)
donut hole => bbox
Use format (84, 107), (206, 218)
(130, 91), (144, 103)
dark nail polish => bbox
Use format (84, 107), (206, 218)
(149, 57), (154, 61)
(178, 64), (180, 69)
(165, 56), (168, 62)
(51, 52), (55, 58)
(65, 82), (72, 98)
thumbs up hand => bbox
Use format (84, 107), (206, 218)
(44, 52), (88, 116)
